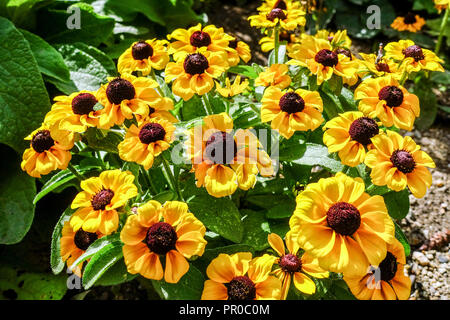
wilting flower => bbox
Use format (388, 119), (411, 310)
(118, 39), (170, 76)
(268, 232), (328, 299)
(121, 200), (207, 283)
(384, 40), (444, 73)
(288, 36), (359, 85)
(344, 239), (411, 300)
(69, 170), (138, 235)
(254, 64), (291, 89)
(118, 118), (175, 170)
(60, 222), (103, 277)
(391, 13), (426, 33)
(167, 23), (233, 61)
(201, 252), (281, 300)
(248, 1), (306, 31)
(185, 113), (273, 198)
(21, 124), (73, 178)
(226, 36), (252, 66)
(289, 173), (395, 277)
(261, 86), (323, 139)
(96, 74), (165, 129)
(215, 75), (249, 98)
(364, 130), (435, 198)
(259, 30), (300, 53)
(358, 53), (402, 79)
(165, 50), (228, 101)
(354, 75), (420, 131)
(323, 111), (380, 167)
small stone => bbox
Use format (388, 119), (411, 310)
(426, 253), (434, 260)
(438, 255), (449, 263)
(413, 251), (430, 266)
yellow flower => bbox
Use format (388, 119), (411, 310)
(257, 0), (304, 12)
(323, 111), (380, 167)
(215, 75), (249, 98)
(201, 252), (281, 300)
(121, 200), (207, 283)
(288, 36), (359, 85)
(44, 90), (101, 133)
(96, 74), (165, 129)
(60, 222), (104, 277)
(344, 239), (411, 300)
(164, 50), (228, 101)
(259, 30), (300, 53)
(118, 39), (170, 76)
(354, 75), (420, 131)
(248, 4), (306, 31)
(310, 29), (353, 50)
(261, 86), (323, 139)
(364, 130), (435, 198)
(384, 40), (444, 73)
(434, 0), (449, 12)
(185, 113), (273, 198)
(118, 118), (175, 170)
(21, 123), (73, 178)
(268, 232), (329, 299)
(289, 172), (395, 277)
(69, 170), (138, 235)
(167, 23), (233, 61)
(358, 53), (402, 79)
(391, 13), (426, 33)
(254, 64), (291, 89)
(226, 37), (252, 66)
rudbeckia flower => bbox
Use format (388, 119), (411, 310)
(344, 239), (411, 300)
(96, 74), (166, 129)
(185, 113), (273, 198)
(201, 252), (281, 300)
(434, 0), (449, 12)
(289, 172), (395, 277)
(391, 13), (426, 33)
(121, 200), (207, 283)
(167, 23), (233, 61)
(323, 111), (380, 167)
(307, 29), (353, 50)
(69, 170), (138, 235)
(226, 37), (252, 66)
(44, 90), (101, 133)
(164, 50), (228, 101)
(268, 232), (329, 299)
(364, 130), (435, 198)
(354, 75), (420, 131)
(60, 222), (104, 277)
(118, 118), (175, 170)
(248, 5), (306, 31)
(254, 64), (291, 89)
(215, 75), (249, 98)
(384, 40), (444, 73)
(261, 86), (324, 139)
(287, 36), (359, 85)
(21, 124), (74, 178)
(358, 53), (402, 79)
(259, 30), (300, 53)
(257, 0), (303, 12)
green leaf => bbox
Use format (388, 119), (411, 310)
(240, 209), (271, 251)
(291, 143), (344, 173)
(95, 259), (137, 287)
(151, 265), (204, 300)
(0, 17), (50, 153)
(278, 133), (306, 161)
(194, 244), (255, 272)
(50, 207), (75, 274)
(382, 189), (410, 220)
(187, 195), (243, 243)
(265, 199), (296, 219)
(83, 127), (123, 154)
(152, 190), (177, 204)
(227, 65), (259, 79)
(394, 221), (411, 257)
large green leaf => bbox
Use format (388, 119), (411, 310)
(151, 265), (204, 300)
(394, 220), (411, 257)
(291, 143), (344, 172)
(383, 189), (410, 220)
(240, 209), (271, 251)
(0, 17), (50, 153)
(187, 195), (243, 243)
(50, 207), (75, 274)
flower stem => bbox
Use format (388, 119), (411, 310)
(150, 69), (165, 97)
(140, 167), (157, 195)
(68, 163), (85, 181)
(162, 157), (183, 201)
(274, 26), (280, 64)
(202, 93), (214, 115)
(435, 7), (449, 55)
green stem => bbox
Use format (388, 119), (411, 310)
(274, 26), (280, 65)
(435, 7), (449, 55)
(150, 69), (165, 97)
(399, 70), (408, 86)
(162, 157), (183, 201)
(68, 163), (85, 181)
(140, 167), (157, 195)
(202, 93), (214, 115)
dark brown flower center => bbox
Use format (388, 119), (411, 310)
(279, 31), (292, 43)
(229, 39), (238, 49)
(378, 252), (398, 282)
(378, 86), (404, 107)
(183, 53), (209, 75)
(266, 8), (287, 21)
(315, 49), (339, 67)
(348, 117), (379, 146)
(273, 0), (287, 10)
(279, 253), (302, 273)
(138, 123), (166, 144)
(190, 31), (212, 48)
(106, 78), (136, 105)
(31, 130), (54, 153)
(131, 41), (153, 60)
(145, 222), (177, 255)
(71, 92), (97, 115)
(204, 131), (237, 164)
(402, 45), (425, 62)
(91, 188), (114, 211)
(227, 276), (256, 300)
(327, 202), (361, 236)
(390, 150), (415, 173)
(376, 62), (391, 73)
(403, 12), (417, 24)
(279, 92), (305, 114)
(74, 229), (98, 251)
